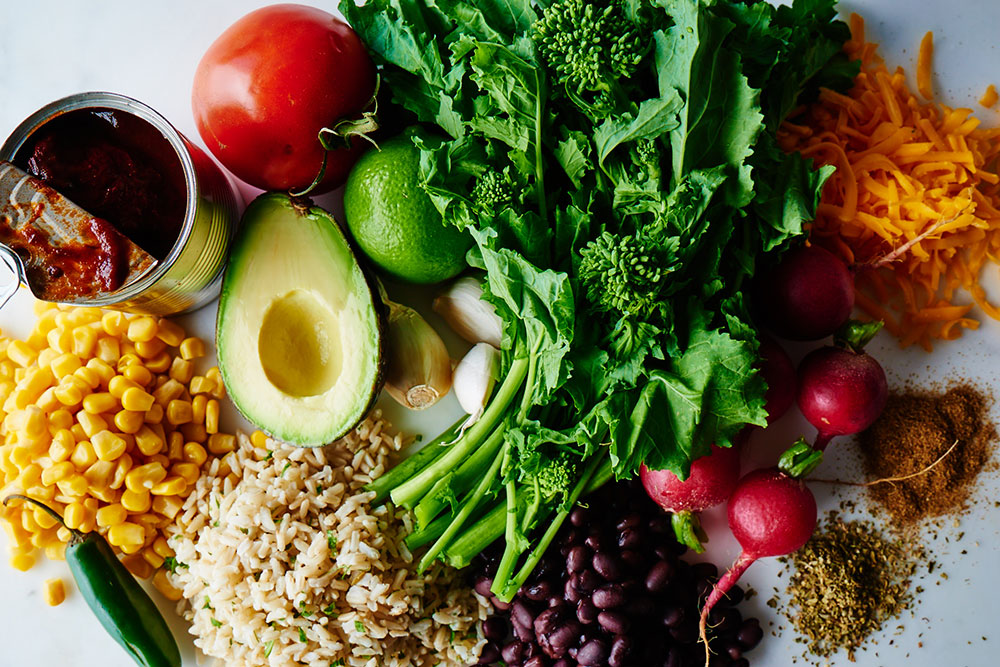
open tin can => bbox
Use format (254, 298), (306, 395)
(0, 92), (240, 315)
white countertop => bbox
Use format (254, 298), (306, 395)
(2, 2), (1000, 666)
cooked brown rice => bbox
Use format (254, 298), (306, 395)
(166, 410), (489, 667)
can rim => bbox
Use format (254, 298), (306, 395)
(0, 91), (199, 305)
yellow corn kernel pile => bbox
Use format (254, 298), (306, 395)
(0, 302), (236, 584)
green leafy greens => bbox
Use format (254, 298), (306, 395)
(343, 0), (854, 600)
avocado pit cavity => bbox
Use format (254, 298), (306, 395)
(258, 290), (343, 398)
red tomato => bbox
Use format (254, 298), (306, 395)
(192, 4), (376, 193)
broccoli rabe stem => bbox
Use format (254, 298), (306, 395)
(408, 498), (503, 551)
(443, 502), (507, 569)
(494, 448), (610, 602)
(493, 335), (544, 588)
(412, 425), (506, 529)
(442, 453), (615, 571)
(405, 511), (450, 551)
(492, 447), (523, 594)
(417, 428), (507, 573)
(389, 357), (529, 509)
(533, 70), (548, 227)
(521, 477), (542, 533)
(367, 418), (463, 503)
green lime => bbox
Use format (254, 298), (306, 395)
(343, 133), (471, 284)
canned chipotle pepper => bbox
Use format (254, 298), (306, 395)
(0, 92), (240, 315)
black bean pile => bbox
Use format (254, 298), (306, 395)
(473, 481), (764, 667)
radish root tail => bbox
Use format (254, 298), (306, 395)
(699, 552), (756, 667)
(810, 439), (959, 487)
(866, 209), (968, 269)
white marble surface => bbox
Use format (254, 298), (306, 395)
(2, 2), (1000, 666)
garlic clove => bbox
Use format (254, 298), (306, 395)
(453, 342), (499, 426)
(432, 276), (503, 348)
(384, 300), (453, 410)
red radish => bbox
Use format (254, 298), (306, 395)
(640, 444), (741, 552)
(699, 468), (817, 665)
(758, 335), (796, 423)
(756, 244), (854, 341)
(797, 344), (887, 450)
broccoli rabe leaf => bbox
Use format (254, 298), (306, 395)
(726, 0), (856, 129)
(470, 227), (575, 405)
(430, 0), (536, 42)
(338, 0), (467, 135)
(655, 3), (763, 207)
(413, 132), (485, 229)
(749, 138), (836, 251)
(617, 306), (767, 479)
(459, 37), (545, 154)
(605, 318), (665, 388)
(593, 92), (683, 165)
(553, 131), (593, 189)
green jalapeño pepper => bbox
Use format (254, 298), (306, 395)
(5, 495), (181, 667)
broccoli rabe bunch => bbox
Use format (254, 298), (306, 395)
(532, 0), (648, 112)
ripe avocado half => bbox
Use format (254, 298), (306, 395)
(216, 193), (384, 446)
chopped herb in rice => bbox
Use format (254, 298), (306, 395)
(162, 556), (188, 574)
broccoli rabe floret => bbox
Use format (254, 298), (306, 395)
(536, 453), (577, 502)
(471, 169), (516, 215)
(634, 138), (658, 167)
(628, 138), (663, 189)
(578, 231), (670, 319)
(532, 0), (646, 100)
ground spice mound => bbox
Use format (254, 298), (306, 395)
(785, 517), (921, 659)
(858, 385), (995, 524)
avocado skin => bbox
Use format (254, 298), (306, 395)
(216, 192), (386, 446)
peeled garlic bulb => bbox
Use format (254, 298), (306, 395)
(432, 276), (503, 348)
(453, 343), (499, 424)
(384, 300), (453, 410)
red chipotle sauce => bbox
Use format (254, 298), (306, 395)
(14, 107), (187, 263)
(9, 210), (129, 295)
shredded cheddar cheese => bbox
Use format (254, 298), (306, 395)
(778, 14), (1000, 351)
(980, 84), (998, 109)
(917, 31), (935, 101)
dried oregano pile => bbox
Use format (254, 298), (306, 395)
(784, 515), (922, 660)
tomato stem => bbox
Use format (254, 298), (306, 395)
(292, 75), (382, 197)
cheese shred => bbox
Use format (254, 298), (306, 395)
(980, 84), (998, 109)
(778, 15), (1000, 351)
(917, 31), (934, 101)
